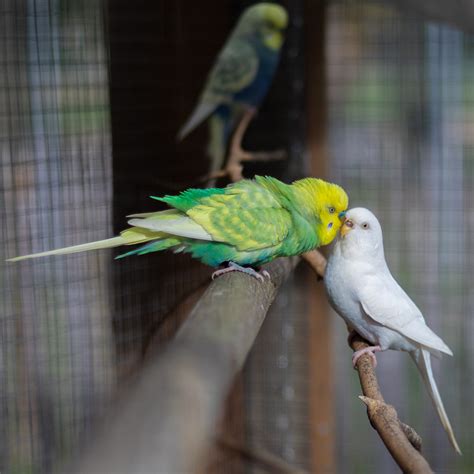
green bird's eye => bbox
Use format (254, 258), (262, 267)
(328, 207), (335, 214)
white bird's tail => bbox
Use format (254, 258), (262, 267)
(411, 348), (461, 454)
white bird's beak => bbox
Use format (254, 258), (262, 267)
(340, 218), (354, 237)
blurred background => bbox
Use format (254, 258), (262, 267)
(0, 0), (473, 472)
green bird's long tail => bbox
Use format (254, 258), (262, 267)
(6, 224), (172, 263)
(6, 236), (127, 262)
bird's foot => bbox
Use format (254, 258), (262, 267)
(352, 345), (382, 369)
(211, 262), (271, 282)
(224, 148), (286, 182)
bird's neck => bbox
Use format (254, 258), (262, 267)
(291, 179), (338, 245)
(338, 238), (386, 266)
(291, 179), (322, 217)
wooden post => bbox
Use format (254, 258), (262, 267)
(71, 257), (298, 474)
(305, 1), (336, 472)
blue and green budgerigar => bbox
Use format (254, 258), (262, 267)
(178, 3), (288, 178)
(8, 176), (349, 279)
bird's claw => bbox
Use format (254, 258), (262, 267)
(260, 270), (271, 279)
(352, 345), (382, 369)
(211, 267), (234, 280)
(211, 262), (271, 282)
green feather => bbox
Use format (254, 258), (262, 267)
(152, 187), (226, 212)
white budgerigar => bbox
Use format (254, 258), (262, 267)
(324, 207), (461, 454)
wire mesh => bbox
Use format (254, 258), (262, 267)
(1, 0), (113, 472)
(1, 0), (307, 472)
(1, 0), (473, 473)
(327, 1), (473, 472)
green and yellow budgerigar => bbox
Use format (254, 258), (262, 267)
(8, 176), (348, 279)
(178, 3), (288, 180)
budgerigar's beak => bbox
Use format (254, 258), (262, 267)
(340, 218), (354, 237)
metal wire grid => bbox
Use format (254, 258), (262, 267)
(327, 1), (473, 472)
(0, 0), (113, 471)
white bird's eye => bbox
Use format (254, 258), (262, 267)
(328, 207), (335, 214)
(362, 223), (369, 229)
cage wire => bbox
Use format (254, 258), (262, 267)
(1, 0), (310, 472)
(327, 1), (473, 472)
(242, 0), (312, 471)
(1, 0), (474, 473)
(1, 0), (113, 472)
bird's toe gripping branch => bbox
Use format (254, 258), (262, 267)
(352, 345), (382, 369)
(211, 262), (271, 282)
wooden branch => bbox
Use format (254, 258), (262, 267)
(349, 335), (422, 449)
(303, 251), (433, 473)
(71, 257), (299, 474)
(301, 249), (327, 279)
(217, 436), (308, 474)
(349, 330), (433, 473)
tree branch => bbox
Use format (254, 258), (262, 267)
(301, 249), (327, 279)
(350, 334), (432, 473)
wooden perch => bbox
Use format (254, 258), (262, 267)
(350, 334), (432, 473)
(72, 257), (298, 474)
(301, 249), (327, 279)
(302, 249), (433, 473)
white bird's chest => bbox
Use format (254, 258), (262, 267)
(325, 250), (413, 351)
(325, 256), (373, 336)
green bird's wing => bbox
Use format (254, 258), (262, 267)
(186, 180), (292, 251)
(178, 39), (258, 140)
(203, 39), (259, 103)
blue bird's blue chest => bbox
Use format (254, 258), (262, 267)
(235, 42), (280, 107)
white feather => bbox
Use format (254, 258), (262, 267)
(412, 349), (461, 454)
(358, 274), (453, 355)
(128, 217), (214, 241)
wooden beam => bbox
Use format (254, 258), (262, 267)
(305, 1), (336, 472)
(72, 257), (298, 474)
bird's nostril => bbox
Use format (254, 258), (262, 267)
(345, 219), (354, 228)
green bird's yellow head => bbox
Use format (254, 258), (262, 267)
(237, 3), (288, 50)
(294, 178), (349, 246)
